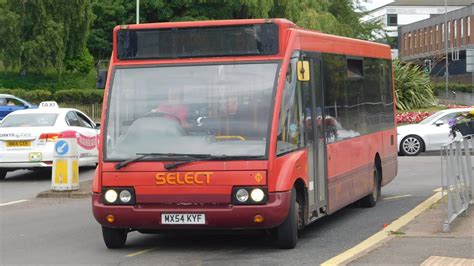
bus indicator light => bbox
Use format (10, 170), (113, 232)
(106, 215), (115, 223)
(254, 215), (264, 223)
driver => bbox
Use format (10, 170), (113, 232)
(152, 87), (191, 128)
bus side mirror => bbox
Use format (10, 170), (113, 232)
(96, 70), (107, 89)
(297, 61), (310, 81)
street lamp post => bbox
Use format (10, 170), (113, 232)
(136, 0), (140, 24)
(445, 0), (448, 97)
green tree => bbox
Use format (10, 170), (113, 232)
(0, 0), (92, 75)
(86, 0), (383, 61)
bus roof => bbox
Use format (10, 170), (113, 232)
(111, 18), (391, 64)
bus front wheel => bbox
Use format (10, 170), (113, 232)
(102, 226), (128, 249)
(275, 188), (299, 249)
(360, 164), (381, 207)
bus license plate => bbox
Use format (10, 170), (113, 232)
(161, 214), (205, 225)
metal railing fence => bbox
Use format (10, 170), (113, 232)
(440, 135), (474, 232)
(60, 103), (102, 122)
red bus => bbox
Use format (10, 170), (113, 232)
(92, 19), (397, 249)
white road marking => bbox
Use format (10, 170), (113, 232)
(126, 247), (155, 257)
(382, 194), (412, 201)
(0, 199), (29, 207)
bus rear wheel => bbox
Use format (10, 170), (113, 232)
(102, 226), (128, 249)
(275, 188), (299, 249)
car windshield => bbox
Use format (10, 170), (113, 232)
(1, 113), (58, 127)
(105, 62), (279, 160)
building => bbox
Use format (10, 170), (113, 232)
(399, 4), (473, 83)
(360, 0), (472, 58)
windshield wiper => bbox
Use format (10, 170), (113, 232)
(164, 155), (265, 170)
(115, 153), (211, 170)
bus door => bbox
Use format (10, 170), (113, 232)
(301, 54), (327, 216)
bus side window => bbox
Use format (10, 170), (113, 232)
(277, 59), (304, 155)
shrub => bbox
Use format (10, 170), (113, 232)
(394, 60), (437, 111)
(53, 89), (103, 104)
(0, 88), (52, 103)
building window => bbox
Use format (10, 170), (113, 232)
(468, 17), (471, 37)
(448, 21), (451, 40)
(409, 33), (412, 49)
(461, 18), (464, 38)
(435, 25), (439, 44)
(387, 14), (397, 26)
(425, 29), (428, 47)
(442, 23), (445, 41)
(419, 30), (423, 48)
(454, 20), (457, 39)
(414, 33), (417, 48)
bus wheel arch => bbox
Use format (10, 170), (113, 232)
(293, 178), (306, 230)
(360, 154), (382, 207)
(274, 178), (306, 249)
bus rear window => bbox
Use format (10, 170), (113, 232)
(117, 23), (279, 60)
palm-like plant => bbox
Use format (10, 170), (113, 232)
(393, 60), (436, 111)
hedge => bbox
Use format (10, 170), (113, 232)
(433, 83), (473, 95)
(53, 89), (103, 104)
(0, 88), (103, 104)
(0, 88), (52, 103)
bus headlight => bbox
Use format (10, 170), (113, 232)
(235, 188), (249, 203)
(104, 189), (118, 203)
(232, 187), (267, 205)
(119, 190), (132, 203)
(102, 188), (135, 205)
(250, 188), (265, 202)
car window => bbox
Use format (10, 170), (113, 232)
(438, 113), (458, 124)
(1, 113), (58, 127)
(66, 111), (82, 127)
(5, 98), (24, 106)
(0, 98), (6, 106)
(75, 111), (94, 128)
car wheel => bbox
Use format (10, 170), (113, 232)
(360, 164), (381, 208)
(275, 188), (299, 249)
(0, 170), (7, 180)
(102, 226), (128, 249)
(400, 135), (423, 156)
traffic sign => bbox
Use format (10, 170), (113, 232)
(55, 140), (69, 156)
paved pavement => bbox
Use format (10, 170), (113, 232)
(350, 200), (473, 265)
(0, 156), (449, 265)
(0, 167), (95, 204)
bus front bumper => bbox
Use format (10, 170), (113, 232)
(92, 191), (291, 230)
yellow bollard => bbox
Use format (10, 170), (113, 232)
(51, 131), (79, 191)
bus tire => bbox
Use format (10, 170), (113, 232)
(0, 170), (7, 180)
(102, 226), (128, 249)
(275, 188), (298, 249)
(360, 164), (381, 208)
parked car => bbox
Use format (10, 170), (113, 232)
(0, 94), (36, 120)
(397, 108), (472, 156)
(0, 102), (99, 179)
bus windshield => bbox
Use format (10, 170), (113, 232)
(105, 62), (279, 160)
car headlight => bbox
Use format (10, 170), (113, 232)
(250, 188), (265, 202)
(235, 188), (249, 203)
(119, 190), (132, 203)
(104, 189), (118, 203)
